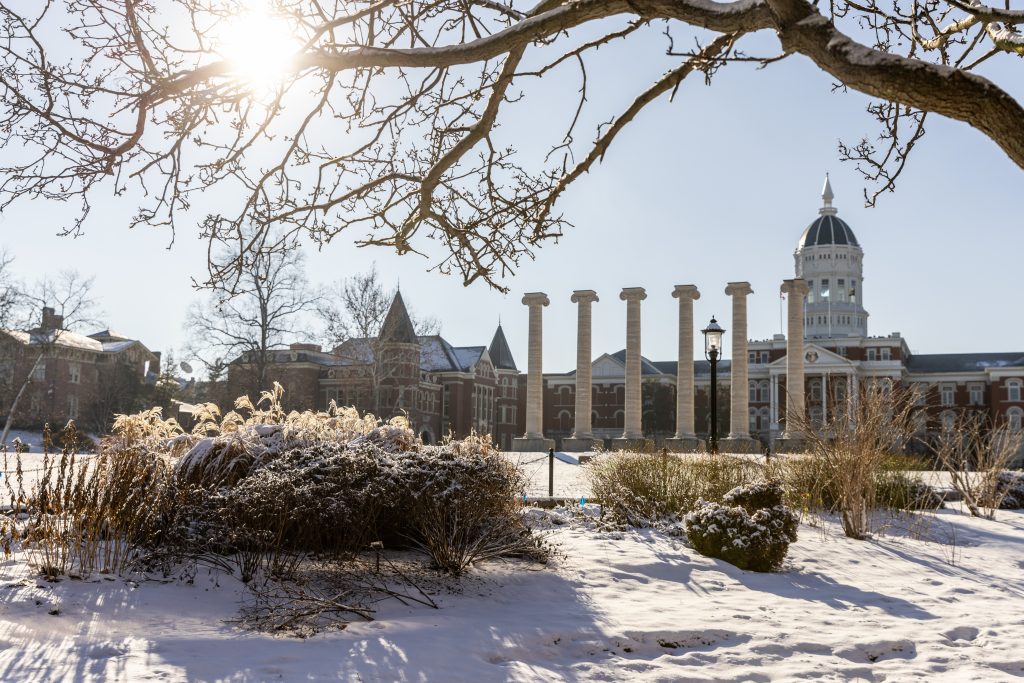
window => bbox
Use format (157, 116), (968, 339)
(880, 348), (891, 361)
(941, 384), (956, 407)
(68, 363), (80, 384)
(867, 348), (877, 361)
(749, 381), (757, 402)
(810, 380), (822, 401)
(941, 410), (956, 431)
(31, 361), (45, 382)
(1009, 380), (1022, 402)
(760, 351), (770, 364)
(969, 384), (984, 406)
(68, 395), (78, 420)
(837, 279), (846, 302)
(1009, 407), (1023, 432)
(749, 351), (756, 365)
(820, 279), (830, 301)
(807, 281), (815, 303)
(837, 346), (847, 357)
(758, 381), (770, 403)
(749, 408), (758, 433)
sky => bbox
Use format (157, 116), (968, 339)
(1, 14), (1023, 378)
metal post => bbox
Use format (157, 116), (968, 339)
(710, 348), (719, 454)
(548, 447), (554, 497)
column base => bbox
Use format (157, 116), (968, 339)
(562, 437), (599, 452)
(664, 436), (704, 453)
(511, 436), (555, 452)
(719, 436), (762, 454)
(610, 437), (653, 452)
(773, 435), (807, 454)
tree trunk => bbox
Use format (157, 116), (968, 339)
(1, 352), (44, 447)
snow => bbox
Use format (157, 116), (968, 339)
(2, 508), (1024, 681)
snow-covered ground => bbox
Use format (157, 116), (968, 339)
(2, 507), (1024, 682)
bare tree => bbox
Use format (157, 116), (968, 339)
(0, 249), (21, 330)
(2, 0), (1023, 289)
(793, 382), (918, 539)
(1, 271), (101, 446)
(321, 265), (439, 352)
(932, 412), (1024, 519)
(186, 235), (318, 399)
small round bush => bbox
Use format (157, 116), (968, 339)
(685, 481), (798, 572)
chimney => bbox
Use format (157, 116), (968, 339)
(40, 306), (63, 331)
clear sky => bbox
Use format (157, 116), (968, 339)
(2, 22), (1022, 377)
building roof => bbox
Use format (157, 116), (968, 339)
(452, 346), (486, 371)
(379, 291), (419, 344)
(906, 352), (1024, 374)
(799, 215), (859, 248)
(488, 325), (517, 371)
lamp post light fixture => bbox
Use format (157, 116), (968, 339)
(702, 316), (726, 454)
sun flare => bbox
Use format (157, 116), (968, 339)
(215, 6), (301, 93)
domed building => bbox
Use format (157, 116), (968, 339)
(795, 175), (869, 339)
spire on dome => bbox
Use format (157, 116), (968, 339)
(819, 173), (837, 216)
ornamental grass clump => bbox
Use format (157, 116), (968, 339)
(586, 450), (762, 527)
(685, 481), (798, 573)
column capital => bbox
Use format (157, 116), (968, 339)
(725, 281), (754, 297)
(619, 286), (647, 302)
(570, 289), (599, 304)
(522, 292), (550, 307)
(672, 284), (701, 301)
(781, 278), (810, 297)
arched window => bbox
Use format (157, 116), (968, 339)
(557, 410), (572, 432)
(613, 410), (625, 429)
(1008, 407), (1023, 432)
(749, 381), (757, 403)
(759, 381), (770, 403)
(1008, 379), (1022, 402)
(810, 380), (822, 402)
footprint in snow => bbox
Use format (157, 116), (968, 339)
(942, 626), (979, 643)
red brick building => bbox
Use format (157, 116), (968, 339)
(227, 293), (522, 446)
(0, 307), (159, 432)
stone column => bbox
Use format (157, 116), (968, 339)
(511, 292), (554, 452)
(614, 287), (648, 448)
(722, 282), (758, 452)
(778, 278), (810, 450)
(564, 290), (599, 452)
(666, 285), (701, 452)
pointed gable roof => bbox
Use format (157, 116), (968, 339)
(379, 291), (418, 344)
(488, 324), (517, 371)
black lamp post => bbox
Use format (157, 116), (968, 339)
(702, 316), (725, 454)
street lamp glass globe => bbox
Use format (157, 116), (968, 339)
(702, 316), (725, 355)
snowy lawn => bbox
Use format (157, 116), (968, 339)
(3, 507), (1024, 682)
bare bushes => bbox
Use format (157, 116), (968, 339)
(932, 413), (1024, 519)
(793, 384), (918, 539)
(586, 451), (763, 527)
(8, 417), (184, 579)
(686, 481), (799, 572)
(6, 385), (543, 585)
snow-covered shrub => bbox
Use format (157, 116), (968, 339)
(180, 422), (541, 576)
(685, 481), (798, 572)
(997, 472), (1024, 509)
(875, 470), (944, 511)
(586, 451), (762, 527)
(396, 439), (542, 574)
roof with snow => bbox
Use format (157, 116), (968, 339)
(906, 352), (1024, 374)
(488, 325), (517, 371)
